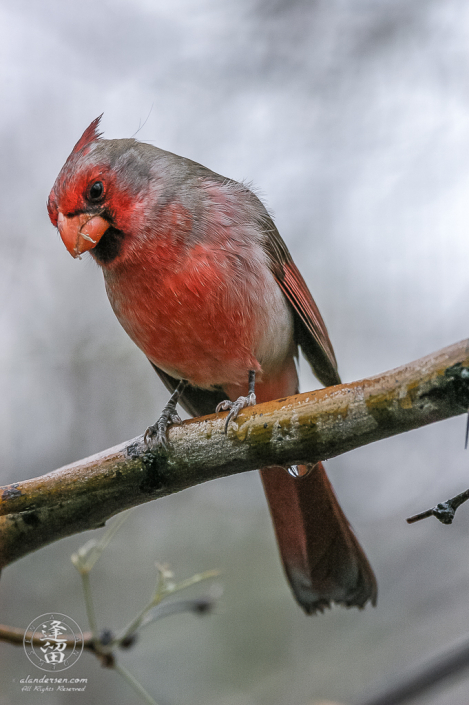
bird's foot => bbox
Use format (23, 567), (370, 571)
(216, 391), (257, 433)
(144, 406), (182, 448)
(144, 379), (187, 448)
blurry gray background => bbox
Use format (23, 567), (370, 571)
(1, 0), (469, 703)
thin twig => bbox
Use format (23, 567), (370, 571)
(0, 623), (94, 651)
(71, 510), (133, 641)
(406, 488), (469, 525)
(114, 566), (219, 647)
(0, 526), (219, 703)
(358, 636), (469, 705)
(113, 662), (159, 705)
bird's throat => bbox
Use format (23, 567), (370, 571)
(91, 226), (126, 265)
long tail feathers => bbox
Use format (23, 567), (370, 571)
(260, 462), (377, 614)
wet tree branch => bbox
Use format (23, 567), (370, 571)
(1, 339), (468, 570)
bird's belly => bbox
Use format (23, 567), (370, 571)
(104, 251), (294, 389)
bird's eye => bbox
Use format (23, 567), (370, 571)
(88, 181), (104, 202)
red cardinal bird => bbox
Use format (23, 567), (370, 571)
(48, 117), (377, 614)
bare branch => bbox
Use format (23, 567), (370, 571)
(0, 623), (94, 652)
(407, 488), (469, 525)
(1, 339), (468, 569)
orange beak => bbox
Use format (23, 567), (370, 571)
(57, 211), (110, 258)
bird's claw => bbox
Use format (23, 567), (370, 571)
(216, 392), (257, 433)
(144, 408), (182, 448)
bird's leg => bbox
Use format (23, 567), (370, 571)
(144, 379), (188, 448)
(216, 370), (257, 433)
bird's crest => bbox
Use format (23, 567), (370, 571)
(71, 114), (103, 156)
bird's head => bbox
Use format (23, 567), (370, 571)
(47, 116), (156, 265)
